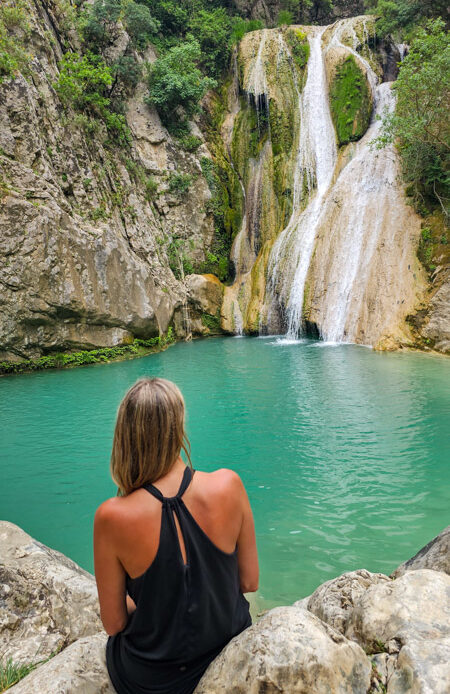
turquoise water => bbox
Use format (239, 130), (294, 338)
(1, 337), (449, 607)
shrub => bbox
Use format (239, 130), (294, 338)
(0, 1), (30, 83)
(277, 10), (293, 26)
(374, 19), (449, 214)
(177, 133), (202, 152)
(187, 8), (231, 78)
(146, 40), (216, 125)
(167, 172), (192, 197)
(230, 18), (264, 44)
(80, 0), (122, 49)
(123, 1), (159, 49)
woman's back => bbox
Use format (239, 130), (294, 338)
(94, 378), (258, 694)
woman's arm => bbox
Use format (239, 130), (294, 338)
(93, 499), (130, 636)
(235, 476), (259, 593)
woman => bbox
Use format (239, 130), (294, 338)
(94, 377), (258, 694)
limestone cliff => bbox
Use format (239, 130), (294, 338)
(0, 0), (218, 360)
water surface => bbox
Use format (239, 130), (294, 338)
(1, 338), (449, 607)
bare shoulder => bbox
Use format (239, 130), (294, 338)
(194, 468), (246, 498)
(94, 496), (126, 527)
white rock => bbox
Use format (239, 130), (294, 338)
(0, 521), (102, 662)
(8, 633), (114, 694)
(195, 606), (371, 693)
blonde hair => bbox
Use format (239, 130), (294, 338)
(110, 377), (191, 495)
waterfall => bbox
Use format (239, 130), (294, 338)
(267, 27), (337, 339)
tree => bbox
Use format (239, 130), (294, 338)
(187, 8), (231, 78)
(146, 40), (216, 125)
(367, 0), (448, 39)
(375, 19), (450, 215)
(80, 0), (122, 49)
(123, 1), (159, 49)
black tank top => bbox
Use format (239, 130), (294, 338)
(106, 466), (252, 694)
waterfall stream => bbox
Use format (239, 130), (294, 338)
(267, 27), (337, 338)
(222, 17), (423, 346)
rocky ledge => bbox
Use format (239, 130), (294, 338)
(0, 522), (448, 693)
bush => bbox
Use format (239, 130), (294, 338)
(0, 1), (30, 83)
(366, 0), (448, 39)
(146, 40), (216, 125)
(187, 8), (231, 78)
(230, 18), (264, 44)
(55, 51), (130, 144)
(277, 10), (293, 26)
(167, 172), (192, 197)
(123, 1), (159, 49)
(177, 133), (202, 152)
(80, 0), (122, 49)
(374, 19), (449, 214)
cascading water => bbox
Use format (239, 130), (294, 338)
(267, 27), (337, 339)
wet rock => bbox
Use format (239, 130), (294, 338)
(300, 569), (390, 633)
(391, 525), (450, 578)
(0, 521), (101, 662)
(8, 633), (114, 694)
(195, 606), (371, 693)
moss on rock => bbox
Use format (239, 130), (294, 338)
(330, 55), (372, 146)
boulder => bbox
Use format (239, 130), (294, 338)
(8, 633), (114, 694)
(345, 570), (450, 694)
(187, 274), (224, 316)
(0, 521), (101, 662)
(195, 606), (371, 693)
(391, 526), (450, 578)
(298, 569), (390, 634)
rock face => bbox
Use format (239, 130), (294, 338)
(195, 606), (372, 693)
(299, 569), (391, 633)
(1, 522), (449, 693)
(0, 521), (101, 662)
(391, 525), (450, 578)
(8, 633), (113, 694)
(0, 0), (215, 360)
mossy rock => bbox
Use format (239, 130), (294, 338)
(329, 55), (372, 146)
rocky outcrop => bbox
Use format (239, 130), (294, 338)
(0, 521), (101, 663)
(391, 525), (450, 578)
(196, 607), (372, 693)
(8, 633), (113, 694)
(1, 522), (449, 692)
(0, 0), (216, 360)
(231, 0), (365, 26)
(298, 569), (391, 633)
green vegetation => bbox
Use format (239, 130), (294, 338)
(0, 330), (175, 376)
(365, 0), (447, 39)
(167, 238), (194, 278)
(54, 51), (130, 145)
(230, 18), (264, 44)
(275, 0), (334, 24)
(187, 8), (230, 79)
(0, 656), (39, 690)
(277, 10), (294, 27)
(167, 171), (192, 197)
(330, 55), (372, 145)
(146, 40), (216, 128)
(417, 215), (449, 274)
(374, 20), (449, 216)
(0, 0), (30, 83)
(285, 27), (310, 72)
(201, 310), (221, 332)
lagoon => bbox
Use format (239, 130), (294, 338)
(1, 337), (449, 607)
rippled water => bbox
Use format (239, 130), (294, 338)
(1, 338), (449, 607)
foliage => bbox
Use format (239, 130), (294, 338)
(177, 133), (202, 152)
(187, 8), (231, 78)
(123, 1), (160, 49)
(230, 18), (264, 44)
(201, 310), (221, 332)
(0, 657), (39, 690)
(374, 20), (449, 215)
(0, 0), (30, 83)
(365, 0), (448, 39)
(112, 54), (142, 90)
(145, 175), (158, 200)
(277, 10), (294, 26)
(167, 171), (192, 197)
(285, 28), (310, 71)
(146, 40), (216, 126)
(278, 0), (333, 24)
(167, 238), (194, 278)
(0, 331), (175, 376)
(79, 0), (122, 49)
(330, 55), (371, 145)
(54, 51), (130, 145)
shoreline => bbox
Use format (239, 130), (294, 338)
(1, 332), (447, 378)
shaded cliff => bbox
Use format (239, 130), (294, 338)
(0, 0), (219, 360)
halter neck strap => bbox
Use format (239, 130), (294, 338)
(144, 466), (194, 503)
